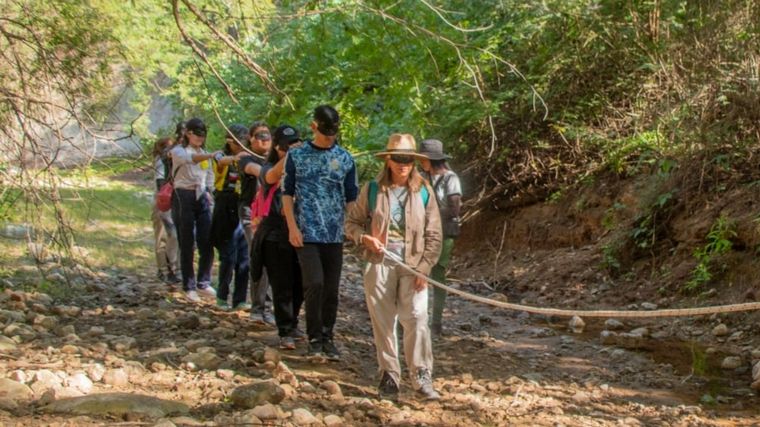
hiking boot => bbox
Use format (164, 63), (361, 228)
(166, 273), (182, 285)
(289, 328), (306, 341)
(185, 290), (201, 303)
(279, 336), (296, 350)
(216, 298), (230, 310)
(306, 339), (323, 357)
(250, 312), (275, 328)
(377, 371), (400, 399)
(322, 338), (341, 361)
(197, 286), (217, 299)
(414, 369), (440, 401)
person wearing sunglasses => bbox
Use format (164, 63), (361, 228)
(238, 121), (276, 325)
(249, 125), (305, 350)
(345, 133), (442, 401)
(169, 117), (223, 303)
(417, 139), (463, 337)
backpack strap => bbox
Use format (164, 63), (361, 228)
(368, 180), (378, 212)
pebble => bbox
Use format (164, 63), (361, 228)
(65, 373), (93, 394)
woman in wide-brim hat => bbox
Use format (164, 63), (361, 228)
(346, 133), (442, 401)
(417, 139), (463, 337)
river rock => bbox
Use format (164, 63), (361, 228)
(182, 352), (221, 371)
(42, 393), (189, 418)
(177, 314), (200, 329)
(568, 316), (585, 334)
(87, 364), (106, 382)
(324, 414), (343, 426)
(229, 381), (285, 409)
(0, 335), (18, 351)
(30, 370), (63, 395)
(292, 408), (319, 425)
(263, 347), (281, 365)
(66, 373), (93, 394)
(640, 302), (658, 310)
(629, 327), (649, 338)
(721, 356), (742, 370)
(9, 370), (27, 384)
(604, 319), (625, 331)
(0, 310), (26, 323)
(235, 410), (263, 425)
(752, 361), (759, 381)
(251, 403), (282, 420)
(54, 306), (82, 317)
(320, 380), (343, 398)
(712, 324), (729, 337)
(102, 369), (129, 387)
(751, 349), (760, 361)
(0, 378), (33, 401)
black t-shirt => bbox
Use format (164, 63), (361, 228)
(238, 154), (265, 218)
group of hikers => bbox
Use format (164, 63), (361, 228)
(150, 105), (462, 400)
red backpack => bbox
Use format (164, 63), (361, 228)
(249, 184), (278, 234)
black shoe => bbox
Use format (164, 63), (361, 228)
(166, 272), (182, 285)
(378, 371), (399, 399)
(306, 339), (323, 357)
(322, 338), (341, 361)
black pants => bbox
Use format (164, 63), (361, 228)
(296, 243), (343, 341)
(171, 189), (213, 291)
(263, 239), (303, 337)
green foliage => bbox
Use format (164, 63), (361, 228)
(600, 242), (621, 273)
(631, 191), (674, 250)
(684, 215), (736, 292)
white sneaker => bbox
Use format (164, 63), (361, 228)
(197, 286), (217, 299)
(185, 290), (201, 303)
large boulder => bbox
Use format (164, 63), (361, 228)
(42, 393), (189, 419)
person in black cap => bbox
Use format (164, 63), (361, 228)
(210, 124), (251, 310)
(282, 105), (359, 359)
(250, 125), (305, 350)
(418, 139), (462, 336)
(170, 117), (223, 302)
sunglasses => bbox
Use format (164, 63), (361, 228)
(188, 129), (206, 137)
(254, 132), (271, 141)
(389, 155), (415, 164)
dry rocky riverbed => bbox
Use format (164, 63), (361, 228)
(0, 255), (759, 426)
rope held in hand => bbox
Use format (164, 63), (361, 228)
(380, 249), (760, 318)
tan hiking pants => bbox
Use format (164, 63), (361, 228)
(363, 261), (434, 387)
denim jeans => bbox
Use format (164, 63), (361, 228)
(217, 225), (249, 307)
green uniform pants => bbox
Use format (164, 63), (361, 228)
(431, 238), (455, 327)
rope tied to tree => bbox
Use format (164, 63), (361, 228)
(380, 249), (760, 318)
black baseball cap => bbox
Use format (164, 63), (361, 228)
(226, 124), (249, 144)
(273, 125), (301, 148)
(185, 118), (207, 136)
(313, 105), (339, 136)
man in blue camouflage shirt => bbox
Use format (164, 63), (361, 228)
(282, 105), (358, 360)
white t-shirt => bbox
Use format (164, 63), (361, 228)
(170, 145), (214, 199)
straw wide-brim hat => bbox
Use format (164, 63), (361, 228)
(374, 133), (429, 160)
